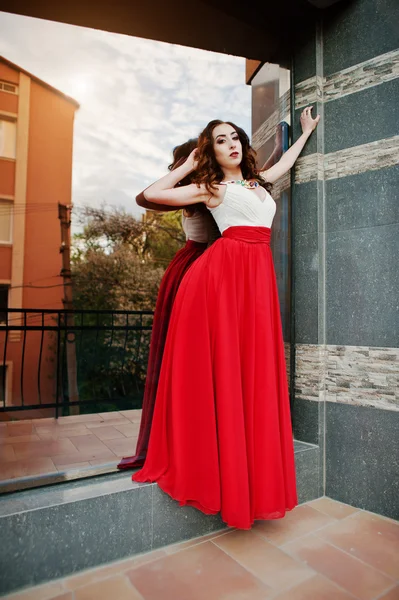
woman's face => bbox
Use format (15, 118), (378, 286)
(212, 123), (242, 170)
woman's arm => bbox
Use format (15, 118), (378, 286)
(260, 106), (320, 184)
(143, 149), (212, 207)
(135, 155), (197, 212)
(136, 191), (179, 212)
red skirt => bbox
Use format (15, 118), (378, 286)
(133, 226), (297, 529)
(118, 240), (207, 469)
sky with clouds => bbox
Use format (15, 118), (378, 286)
(0, 11), (251, 224)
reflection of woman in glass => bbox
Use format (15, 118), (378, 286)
(118, 140), (218, 469)
(133, 108), (319, 529)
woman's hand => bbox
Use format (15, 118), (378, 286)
(300, 106), (320, 135)
(184, 148), (199, 173)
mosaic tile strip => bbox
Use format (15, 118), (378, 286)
(295, 136), (399, 183)
(323, 136), (399, 180)
(295, 75), (322, 109)
(295, 343), (399, 411)
(294, 153), (324, 184)
(295, 49), (399, 109)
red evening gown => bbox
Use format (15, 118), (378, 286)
(118, 211), (215, 469)
(133, 184), (297, 529)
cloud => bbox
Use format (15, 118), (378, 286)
(0, 11), (252, 231)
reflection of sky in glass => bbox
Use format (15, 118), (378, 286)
(251, 63), (292, 343)
(0, 11), (251, 227)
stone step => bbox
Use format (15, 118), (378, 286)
(0, 441), (320, 596)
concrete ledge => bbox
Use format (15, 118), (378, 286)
(0, 443), (320, 596)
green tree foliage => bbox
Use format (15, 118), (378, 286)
(68, 206), (185, 412)
(71, 206), (185, 311)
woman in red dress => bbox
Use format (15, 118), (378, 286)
(118, 140), (218, 469)
(133, 108), (319, 528)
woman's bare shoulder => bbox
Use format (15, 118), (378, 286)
(202, 183), (226, 209)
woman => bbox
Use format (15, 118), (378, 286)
(118, 139), (218, 469)
(133, 108), (320, 529)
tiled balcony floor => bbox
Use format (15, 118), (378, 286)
(0, 410), (313, 490)
(3, 498), (398, 600)
(0, 410), (142, 483)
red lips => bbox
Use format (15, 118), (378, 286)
(230, 152), (239, 158)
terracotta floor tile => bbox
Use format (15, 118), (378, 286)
(317, 510), (399, 579)
(2, 580), (65, 599)
(74, 575), (142, 600)
(6, 423), (35, 436)
(31, 417), (59, 425)
(378, 586), (399, 600)
(65, 551), (167, 590)
(213, 529), (314, 591)
(118, 410), (142, 423)
(0, 457), (57, 480)
(89, 458), (119, 467)
(127, 549), (168, 567)
(0, 444), (16, 461)
(127, 540), (272, 600)
(36, 431), (90, 441)
(57, 414), (103, 424)
(52, 447), (116, 466)
(85, 417), (131, 429)
(90, 426), (125, 441)
(55, 461), (92, 471)
(102, 437), (137, 456)
(307, 497), (359, 520)
(68, 434), (112, 452)
(274, 574), (356, 600)
(164, 530), (229, 555)
(113, 423), (140, 438)
(2, 435), (41, 444)
(253, 504), (336, 546)
(98, 411), (131, 421)
(35, 424), (90, 439)
(282, 533), (394, 600)
(12, 438), (79, 460)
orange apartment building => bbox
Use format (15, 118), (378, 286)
(0, 56), (79, 411)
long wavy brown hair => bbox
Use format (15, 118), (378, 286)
(168, 137), (208, 217)
(192, 120), (271, 194)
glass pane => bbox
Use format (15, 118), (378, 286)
(0, 201), (12, 242)
(0, 120), (17, 159)
(251, 62), (292, 378)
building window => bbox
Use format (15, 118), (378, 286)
(0, 284), (9, 324)
(0, 200), (13, 243)
(0, 119), (17, 159)
(0, 81), (18, 95)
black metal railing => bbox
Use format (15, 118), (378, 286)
(0, 309), (154, 417)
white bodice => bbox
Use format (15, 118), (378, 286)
(207, 183), (276, 233)
(182, 210), (210, 243)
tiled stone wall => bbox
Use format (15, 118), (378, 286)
(295, 344), (399, 412)
(290, 0), (399, 518)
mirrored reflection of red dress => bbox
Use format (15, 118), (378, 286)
(133, 184), (297, 529)
(118, 211), (216, 469)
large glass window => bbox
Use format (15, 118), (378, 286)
(250, 62), (292, 376)
(0, 119), (17, 159)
